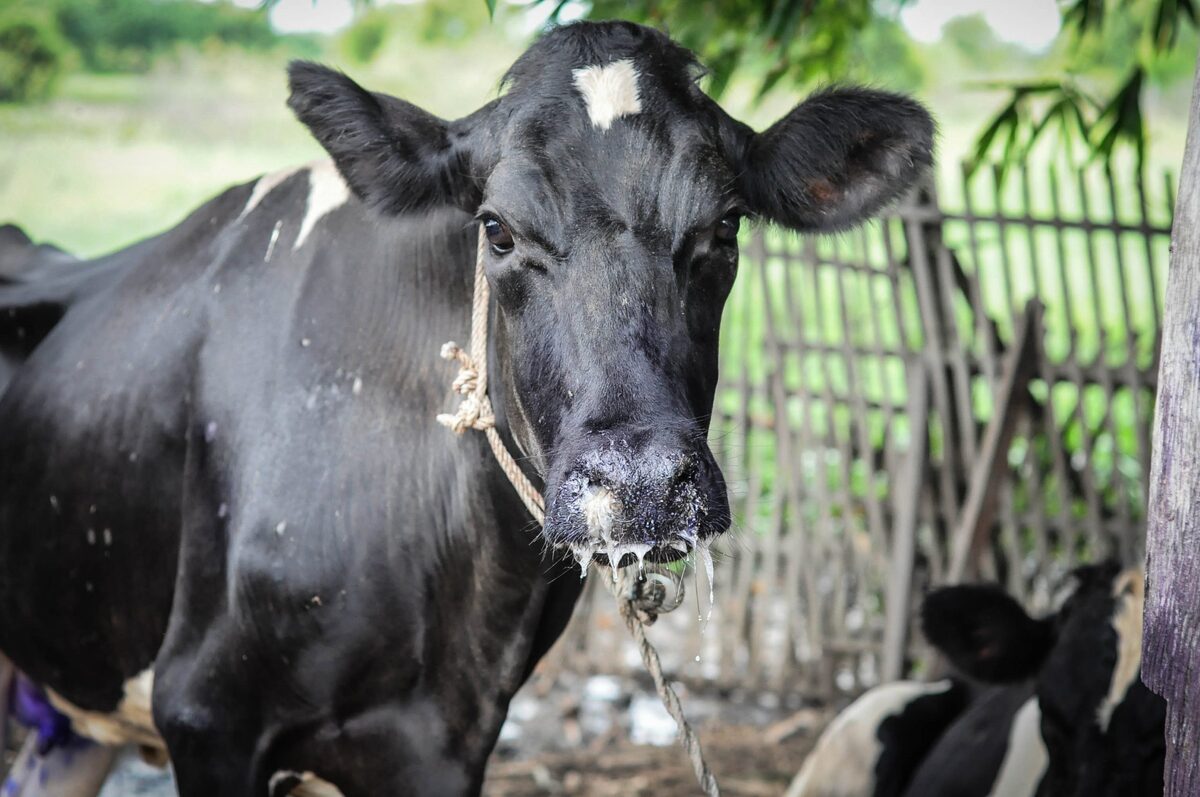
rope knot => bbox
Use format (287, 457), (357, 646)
(611, 567), (685, 626)
(436, 394), (494, 435)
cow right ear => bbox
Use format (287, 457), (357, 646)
(287, 61), (491, 215)
(921, 585), (1055, 683)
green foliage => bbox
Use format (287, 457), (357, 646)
(977, 0), (1197, 170)
(0, 6), (69, 102)
(530, 0), (917, 100)
(53, 0), (275, 73)
(342, 11), (388, 64)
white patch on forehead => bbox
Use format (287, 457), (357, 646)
(238, 165), (303, 221)
(294, 160), (351, 251)
(572, 59), (642, 130)
(47, 668), (162, 750)
(1097, 568), (1145, 731)
(988, 698), (1049, 797)
(786, 680), (953, 797)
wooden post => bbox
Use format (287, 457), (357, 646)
(880, 365), (929, 682)
(946, 301), (1040, 583)
(1144, 55), (1200, 795)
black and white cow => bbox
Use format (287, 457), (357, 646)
(0, 20), (933, 796)
(787, 562), (1164, 797)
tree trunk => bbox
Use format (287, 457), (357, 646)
(1143, 54), (1200, 794)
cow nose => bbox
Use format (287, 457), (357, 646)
(550, 431), (727, 568)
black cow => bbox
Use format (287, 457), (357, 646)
(0, 21), (933, 796)
(788, 562), (1164, 796)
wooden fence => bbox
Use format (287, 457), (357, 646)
(548, 159), (1175, 700)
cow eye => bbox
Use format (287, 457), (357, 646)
(483, 217), (514, 255)
(715, 213), (741, 244)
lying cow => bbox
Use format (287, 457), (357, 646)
(0, 20), (933, 796)
(787, 562), (1165, 796)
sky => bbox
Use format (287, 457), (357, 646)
(250, 0), (1064, 51)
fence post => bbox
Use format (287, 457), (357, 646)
(946, 301), (1040, 583)
(881, 364), (929, 681)
(1143, 54), (1200, 796)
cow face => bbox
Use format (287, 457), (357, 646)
(287, 21), (933, 565)
(922, 563), (1165, 796)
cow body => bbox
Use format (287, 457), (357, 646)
(0, 21), (933, 795)
(0, 166), (582, 793)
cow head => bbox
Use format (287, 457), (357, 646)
(922, 563), (1165, 796)
(287, 21), (933, 566)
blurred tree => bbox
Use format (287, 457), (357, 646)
(54, 0), (275, 73)
(0, 5), (69, 102)
(940, 14), (1029, 73)
(342, 10), (388, 63)
(969, 0), (1198, 170)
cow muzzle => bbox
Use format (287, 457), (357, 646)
(544, 435), (729, 572)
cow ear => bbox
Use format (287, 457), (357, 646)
(287, 61), (489, 215)
(921, 585), (1055, 683)
(737, 88), (934, 232)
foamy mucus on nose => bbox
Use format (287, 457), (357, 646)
(582, 484), (620, 535)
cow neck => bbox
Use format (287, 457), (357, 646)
(436, 225), (546, 524)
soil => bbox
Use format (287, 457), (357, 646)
(484, 722), (817, 796)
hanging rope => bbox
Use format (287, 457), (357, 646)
(438, 225), (720, 797)
(436, 227), (545, 525)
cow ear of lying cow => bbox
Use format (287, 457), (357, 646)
(736, 88), (935, 232)
(287, 61), (491, 215)
(921, 584), (1056, 683)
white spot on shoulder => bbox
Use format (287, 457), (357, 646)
(988, 698), (1049, 797)
(294, 160), (351, 251)
(239, 165), (303, 221)
(786, 680), (954, 797)
(47, 668), (162, 751)
(572, 59), (642, 130)
(1097, 568), (1145, 731)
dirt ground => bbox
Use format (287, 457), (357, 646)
(484, 722), (817, 796)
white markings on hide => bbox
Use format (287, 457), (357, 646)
(572, 59), (642, 130)
(987, 698), (1049, 797)
(785, 680), (955, 797)
(265, 220), (282, 262)
(1097, 568), (1145, 731)
(238, 165), (302, 221)
(294, 160), (351, 251)
(47, 668), (163, 751)
(270, 770), (346, 797)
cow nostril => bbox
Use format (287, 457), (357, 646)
(669, 458), (699, 490)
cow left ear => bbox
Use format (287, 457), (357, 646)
(736, 88), (934, 232)
(287, 61), (492, 215)
(921, 584), (1055, 683)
